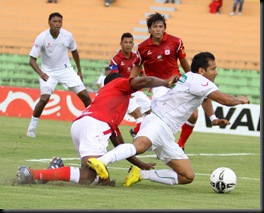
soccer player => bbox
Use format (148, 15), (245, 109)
(17, 73), (179, 186)
(130, 12), (207, 150)
(26, 12), (92, 138)
(108, 32), (152, 138)
(87, 51), (250, 187)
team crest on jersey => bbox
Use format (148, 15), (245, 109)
(165, 49), (170, 55)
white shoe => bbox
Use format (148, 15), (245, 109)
(229, 12), (235, 16)
(238, 12), (242, 16)
(27, 129), (36, 137)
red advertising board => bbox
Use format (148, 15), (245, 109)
(0, 86), (135, 126)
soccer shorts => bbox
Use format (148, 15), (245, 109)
(39, 67), (86, 95)
(70, 116), (112, 158)
(127, 91), (151, 115)
(135, 113), (188, 165)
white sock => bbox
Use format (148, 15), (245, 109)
(141, 169), (178, 185)
(135, 117), (143, 124)
(28, 116), (39, 130)
(98, 144), (136, 165)
(69, 167), (80, 183)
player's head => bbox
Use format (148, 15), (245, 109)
(104, 66), (111, 75)
(191, 52), (218, 82)
(146, 12), (167, 30)
(120, 32), (134, 54)
(49, 12), (63, 21)
(48, 12), (63, 30)
(104, 73), (122, 85)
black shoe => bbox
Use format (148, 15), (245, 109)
(39, 157), (64, 184)
(129, 129), (136, 139)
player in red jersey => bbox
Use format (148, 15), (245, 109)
(130, 12), (216, 151)
(17, 73), (179, 186)
(109, 32), (151, 138)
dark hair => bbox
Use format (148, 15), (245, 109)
(121, 32), (133, 42)
(191, 52), (215, 73)
(105, 66), (111, 71)
(146, 13), (166, 29)
(49, 12), (63, 21)
(104, 73), (122, 85)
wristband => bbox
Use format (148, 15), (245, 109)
(210, 115), (218, 122)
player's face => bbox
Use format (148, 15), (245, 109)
(49, 16), (63, 33)
(149, 21), (165, 40)
(121, 37), (134, 54)
(203, 60), (218, 82)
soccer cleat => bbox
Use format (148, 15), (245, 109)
(123, 165), (142, 187)
(17, 166), (34, 184)
(129, 128), (136, 139)
(26, 129), (36, 137)
(87, 158), (109, 179)
(47, 156), (64, 169)
(39, 157), (64, 184)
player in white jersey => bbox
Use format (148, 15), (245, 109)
(26, 12), (91, 137)
(87, 51), (250, 187)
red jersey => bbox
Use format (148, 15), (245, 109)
(109, 50), (137, 78)
(74, 77), (136, 131)
(133, 32), (186, 79)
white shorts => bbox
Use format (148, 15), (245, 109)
(39, 67), (86, 95)
(127, 91), (151, 115)
(136, 113), (188, 164)
(151, 86), (170, 100)
(70, 116), (112, 158)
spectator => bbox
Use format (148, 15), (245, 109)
(47, 0), (57, 3)
(105, 0), (115, 7)
(230, 0), (244, 16)
(209, 0), (223, 14)
(164, 0), (182, 4)
(96, 66), (111, 89)
(26, 12), (92, 137)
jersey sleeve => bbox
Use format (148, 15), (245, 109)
(175, 39), (187, 60)
(29, 35), (42, 58)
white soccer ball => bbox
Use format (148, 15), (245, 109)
(210, 167), (237, 193)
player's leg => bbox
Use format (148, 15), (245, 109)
(127, 96), (144, 138)
(27, 76), (57, 137)
(177, 108), (198, 150)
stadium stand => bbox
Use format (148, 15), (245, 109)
(0, 0), (260, 104)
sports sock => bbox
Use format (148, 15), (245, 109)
(133, 117), (143, 133)
(141, 169), (178, 185)
(31, 166), (80, 183)
(177, 121), (195, 149)
(28, 116), (39, 130)
(98, 144), (136, 165)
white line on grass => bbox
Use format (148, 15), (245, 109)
(27, 153), (260, 181)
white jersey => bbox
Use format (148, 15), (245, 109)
(151, 72), (219, 134)
(29, 28), (77, 72)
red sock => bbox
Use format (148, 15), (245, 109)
(31, 166), (71, 182)
(178, 123), (194, 148)
(133, 122), (141, 134)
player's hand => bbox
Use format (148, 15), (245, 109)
(167, 75), (180, 88)
(238, 96), (250, 104)
(211, 119), (230, 126)
(138, 162), (156, 170)
(40, 72), (49, 81)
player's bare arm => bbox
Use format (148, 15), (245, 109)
(208, 90), (250, 106)
(29, 56), (49, 81)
